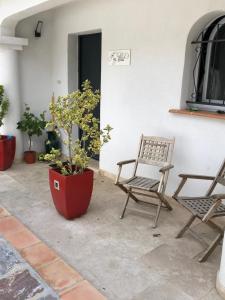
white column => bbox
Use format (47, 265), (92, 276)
(0, 46), (23, 160)
(217, 238), (225, 299)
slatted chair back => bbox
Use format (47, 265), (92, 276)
(133, 135), (175, 177)
(206, 159), (225, 196)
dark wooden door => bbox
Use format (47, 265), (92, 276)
(78, 32), (101, 161)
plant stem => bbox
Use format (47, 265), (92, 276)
(67, 127), (73, 174)
(29, 136), (32, 151)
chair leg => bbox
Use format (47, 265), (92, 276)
(198, 233), (223, 263)
(157, 193), (172, 211)
(120, 193), (130, 219)
(117, 184), (139, 203)
(176, 215), (196, 238)
(153, 201), (162, 229)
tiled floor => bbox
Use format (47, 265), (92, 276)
(0, 207), (105, 299)
(0, 162), (224, 300)
(0, 236), (58, 299)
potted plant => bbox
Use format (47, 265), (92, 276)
(0, 85), (16, 171)
(17, 105), (46, 164)
(44, 80), (112, 219)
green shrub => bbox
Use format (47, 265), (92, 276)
(17, 105), (46, 151)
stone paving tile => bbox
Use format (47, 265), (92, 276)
(200, 288), (222, 300)
(21, 242), (59, 269)
(38, 259), (82, 293)
(132, 280), (194, 300)
(0, 237), (59, 299)
(141, 244), (217, 299)
(61, 280), (106, 300)
(0, 269), (57, 300)
(6, 228), (40, 250)
(0, 216), (26, 236)
(0, 238), (22, 275)
(166, 232), (206, 260)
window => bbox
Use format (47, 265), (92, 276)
(187, 16), (225, 112)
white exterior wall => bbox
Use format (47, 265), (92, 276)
(16, 10), (54, 152)
(16, 0), (225, 194)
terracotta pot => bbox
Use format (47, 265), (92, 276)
(24, 151), (36, 164)
(49, 168), (94, 219)
(0, 135), (16, 171)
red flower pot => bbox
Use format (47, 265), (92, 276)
(24, 151), (36, 164)
(0, 135), (16, 171)
(49, 168), (94, 219)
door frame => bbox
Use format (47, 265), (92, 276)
(67, 29), (102, 145)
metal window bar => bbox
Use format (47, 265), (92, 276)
(190, 21), (225, 107)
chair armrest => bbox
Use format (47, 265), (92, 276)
(159, 164), (174, 173)
(117, 159), (136, 166)
(174, 174), (215, 200)
(179, 174), (215, 180)
(115, 159), (136, 185)
(211, 194), (225, 200)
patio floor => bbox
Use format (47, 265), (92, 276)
(0, 162), (223, 300)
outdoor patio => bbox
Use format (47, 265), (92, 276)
(0, 162), (223, 300)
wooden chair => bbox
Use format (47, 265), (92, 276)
(173, 159), (225, 262)
(115, 135), (175, 228)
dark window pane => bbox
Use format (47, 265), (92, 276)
(207, 24), (225, 101)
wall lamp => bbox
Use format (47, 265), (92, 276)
(35, 21), (43, 37)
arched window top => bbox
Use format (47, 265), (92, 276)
(188, 15), (225, 112)
(197, 16), (225, 44)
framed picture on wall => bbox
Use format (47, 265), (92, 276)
(108, 49), (131, 66)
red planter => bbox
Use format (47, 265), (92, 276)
(0, 135), (16, 171)
(49, 168), (94, 219)
(24, 151), (36, 164)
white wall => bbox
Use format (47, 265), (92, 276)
(16, 10), (54, 152)
(16, 0), (225, 193)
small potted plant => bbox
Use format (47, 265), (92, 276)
(0, 85), (16, 171)
(45, 80), (112, 219)
(17, 105), (46, 164)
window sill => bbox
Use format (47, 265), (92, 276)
(169, 109), (225, 121)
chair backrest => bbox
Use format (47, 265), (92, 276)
(133, 135), (175, 176)
(206, 159), (225, 196)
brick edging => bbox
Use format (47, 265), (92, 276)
(0, 206), (106, 299)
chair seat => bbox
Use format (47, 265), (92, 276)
(177, 196), (225, 217)
(125, 176), (159, 191)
